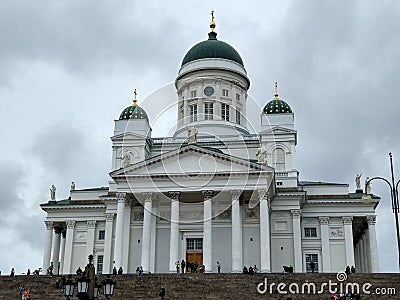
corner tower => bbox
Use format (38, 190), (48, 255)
(174, 11), (250, 138)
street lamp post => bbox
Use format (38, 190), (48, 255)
(363, 152), (400, 270)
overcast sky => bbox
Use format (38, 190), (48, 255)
(1, 0), (399, 274)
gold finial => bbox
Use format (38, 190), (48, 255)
(132, 89), (137, 106)
(274, 82), (280, 100)
(210, 10), (216, 32)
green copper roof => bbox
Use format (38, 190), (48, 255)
(119, 105), (149, 121)
(181, 32), (244, 67)
(263, 99), (293, 114)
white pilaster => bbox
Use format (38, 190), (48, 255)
(59, 232), (66, 274)
(42, 221), (53, 273)
(103, 213), (114, 274)
(319, 217), (331, 272)
(114, 192), (126, 268)
(169, 192), (180, 272)
(150, 206), (157, 273)
(52, 229), (61, 275)
(63, 220), (75, 274)
(231, 190), (242, 273)
(343, 216), (355, 267)
(259, 190), (271, 273)
(141, 192), (153, 273)
(203, 190), (213, 272)
(86, 221), (96, 258)
(122, 201), (132, 272)
(291, 210), (303, 272)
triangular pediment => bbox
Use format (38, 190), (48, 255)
(111, 132), (148, 141)
(260, 126), (297, 135)
(110, 145), (273, 178)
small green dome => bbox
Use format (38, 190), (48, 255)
(119, 105), (149, 121)
(263, 99), (292, 114)
(181, 32), (244, 67)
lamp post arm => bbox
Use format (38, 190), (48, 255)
(365, 176), (393, 192)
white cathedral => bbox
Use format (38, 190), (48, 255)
(41, 13), (380, 275)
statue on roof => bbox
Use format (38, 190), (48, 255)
(355, 173), (362, 190)
(188, 126), (198, 144)
(122, 150), (130, 168)
(365, 177), (372, 194)
(256, 146), (267, 164)
(50, 184), (56, 200)
(70, 181), (75, 193)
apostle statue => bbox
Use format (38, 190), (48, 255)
(50, 184), (56, 200)
(355, 173), (362, 190)
(188, 126), (198, 144)
(256, 146), (267, 164)
(122, 150), (130, 168)
(365, 177), (372, 194)
(70, 181), (75, 193)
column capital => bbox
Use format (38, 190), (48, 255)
(202, 190), (213, 200)
(319, 217), (330, 225)
(169, 191), (181, 200)
(342, 216), (353, 224)
(230, 190), (242, 201)
(87, 220), (97, 229)
(105, 213), (114, 222)
(290, 209), (301, 218)
(44, 221), (53, 230)
(366, 215), (377, 225)
(257, 189), (268, 200)
(116, 192), (126, 202)
(66, 220), (76, 229)
(143, 192), (154, 202)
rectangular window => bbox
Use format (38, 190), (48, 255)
(236, 93), (240, 101)
(304, 227), (317, 237)
(98, 230), (105, 240)
(186, 238), (203, 250)
(236, 109), (241, 125)
(97, 255), (104, 274)
(190, 90), (197, 98)
(221, 103), (230, 121)
(305, 254), (319, 273)
(204, 102), (213, 120)
(190, 104), (197, 122)
(222, 89), (229, 97)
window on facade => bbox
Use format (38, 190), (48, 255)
(190, 90), (197, 98)
(190, 104), (197, 122)
(305, 254), (319, 273)
(98, 230), (105, 240)
(204, 102), (213, 120)
(304, 227), (317, 237)
(221, 103), (230, 121)
(97, 255), (104, 274)
(236, 109), (241, 125)
(222, 89), (229, 97)
(186, 238), (203, 250)
(277, 182), (283, 186)
(236, 93), (240, 101)
(272, 148), (285, 172)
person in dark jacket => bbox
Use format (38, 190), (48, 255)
(159, 285), (166, 300)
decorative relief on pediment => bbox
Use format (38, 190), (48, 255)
(330, 227), (344, 238)
(245, 207), (258, 219)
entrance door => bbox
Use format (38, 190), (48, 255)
(185, 238), (203, 272)
(186, 252), (203, 266)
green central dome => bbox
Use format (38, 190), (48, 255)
(119, 105), (149, 121)
(181, 32), (244, 67)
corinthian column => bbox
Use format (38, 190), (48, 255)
(141, 192), (154, 273)
(343, 216), (355, 267)
(259, 190), (271, 273)
(86, 221), (96, 258)
(114, 192), (126, 268)
(169, 191), (180, 272)
(103, 214), (114, 274)
(367, 215), (379, 272)
(319, 217), (331, 272)
(231, 190), (242, 272)
(202, 190), (213, 272)
(42, 221), (53, 273)
(63, 220), (75, 274)
(291, 209), (303, 272)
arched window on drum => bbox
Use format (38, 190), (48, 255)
(272, 148), (286, 172)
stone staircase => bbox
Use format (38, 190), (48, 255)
(0, 273), (398, 299)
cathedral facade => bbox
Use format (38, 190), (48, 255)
(41, 15), (380, 275)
